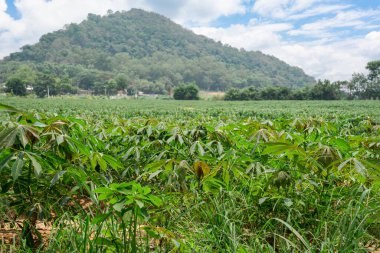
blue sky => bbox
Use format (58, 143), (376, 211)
(1, 0), (380, 80)
(5, 0), (20, 19)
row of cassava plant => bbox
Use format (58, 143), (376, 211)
(0, 102), (379, 251)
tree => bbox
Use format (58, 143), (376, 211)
(309, 80), (341, 100)
(260, 86), (278, 100)
(349, 62), (380, 99)
(291, 87), (310, 100)
(173, 83), (199, 100)
(244, 86), (261, 100)
(350, 73), (367, 99)
(115, 74), (129, 91)
(12, 65), (37, 85)
(106, 79), (118, 95)
(365, 60), (380, 99)
(224, 88), (243, 101)
(5, 77), (27, 96)
(34, 74), (58, 98)
(366, 60), (380, 82)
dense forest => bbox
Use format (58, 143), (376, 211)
(0, 9), (315, 96)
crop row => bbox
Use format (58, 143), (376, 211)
(0, 102), (379, 252)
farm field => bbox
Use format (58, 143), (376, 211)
(3, 98), (380, 119)
(0, 98), (379, 252)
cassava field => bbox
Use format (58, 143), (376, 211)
(0, 98), (379, 252)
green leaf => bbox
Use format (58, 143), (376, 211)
(33, 122), (47, 128)
(93, 237), (121, 248)
(171, 238), (181, 248)
(56, 135), (65, 145)
(135, 199), (144, 208)
(0, 103), (22, 114)
(353, 158), (367, 176)
(262, 142), (304, 156)
(103, 154), (123, 170)
(338, 158), (368, 176)
(332, 138), (351, 152)
(50, 170), (66, 187)
(259, 197), (268, 205)
(178, 135), (184, 145)
(11, 153), (24, 181)
(338, 158), (351, 171)
(190, 142), (196, 155)
(166, 136), (175, 144)
(197, 142), (205, 156)
(148, 169), (163, 180)
(18, 127), (29, 147)
(0, 127), (18, 147)
(1, 180), (13, 193)
(26, 153), (42, 177)
(284, 198), (293, 207)
(90, 153), (98, 170)
(0, 153), (13, 172)
(98, 157), (107, 171)
(145, 160), (166, 170)
(217, 142), (224, 155)
(98, 193), (112, 201)
(94, 187), (114, 194)
(273, 218), (311, 251)
(148, 195), (162, 207)
(113, 202), (125, 212)
(92, 213), (110, 225)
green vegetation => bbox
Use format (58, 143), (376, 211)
(225, 61), (380, 101)
(0, 99), (379, 252)
(173, 83), (199, 100)
(4, 77), (27, 96)
(0, 9), (314, 97)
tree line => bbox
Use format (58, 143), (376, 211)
(2, 60), (379, 100)
(225, 61), (380, 101)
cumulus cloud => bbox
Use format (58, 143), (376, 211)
(144, 0), (245, 25)
(193, 21), (292, 51)
(193, 1), (380, 81)
(193, 22), (380, 81)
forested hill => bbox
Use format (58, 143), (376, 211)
(0, 9), (315, 94)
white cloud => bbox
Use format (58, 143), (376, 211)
(194, 3), (380, 81)
(288, 4), (351, 20)
(264, 42), (367, 81)
(289, 9), (380, 37)
(193, 21), (292, 50)
(252, 0), (321, 19)
(144, 0), (246, 25)
(193, 22), (380, 81)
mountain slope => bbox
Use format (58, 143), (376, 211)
(0, 9), (315, 93)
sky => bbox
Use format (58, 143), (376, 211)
(1, 0), (380, 81)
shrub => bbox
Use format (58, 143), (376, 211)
(173, 83), (199, 100)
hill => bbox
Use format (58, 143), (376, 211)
(0, 9), (315, 95)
